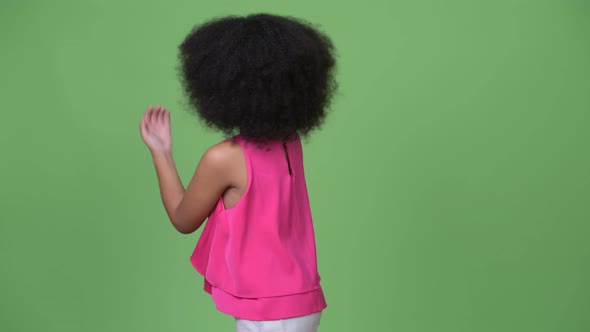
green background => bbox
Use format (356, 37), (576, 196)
(1, 0), (589, 331)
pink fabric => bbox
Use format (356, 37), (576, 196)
(190, 134), (326, 320)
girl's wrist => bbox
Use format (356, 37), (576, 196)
(150, 148), (173, 160)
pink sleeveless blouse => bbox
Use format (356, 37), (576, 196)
(190, 134), (327, 320)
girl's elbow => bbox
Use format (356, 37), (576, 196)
(177, 227), (195, 234)
(171, 220), (198, 234)
(170, 218), (196, 234)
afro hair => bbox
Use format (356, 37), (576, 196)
(178, 13), (337, 141)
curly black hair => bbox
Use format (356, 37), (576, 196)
(178, 13), (337, 141)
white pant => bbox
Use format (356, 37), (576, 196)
(235, 312), (322, 332)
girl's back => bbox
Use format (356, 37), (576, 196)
(192, 134), (326, 320)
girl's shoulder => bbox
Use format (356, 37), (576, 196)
(204, 136), (244, 165)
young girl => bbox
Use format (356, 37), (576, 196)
(140, 13), (336, 332)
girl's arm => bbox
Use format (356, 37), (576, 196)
(140, 106), (234, 234)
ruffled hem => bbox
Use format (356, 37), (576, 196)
(210, 284), (327, 320)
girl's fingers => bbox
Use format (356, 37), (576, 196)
(141, 107), (150, 130)
(156, 106), (167, 124)
(145, 106), (153, 125)
(156, 106), (163, 123)
(143, 105), (169, 127)
(161, 107), (168, 124)
(152, 105), (159, 123)
(160, 106), (167, 123)
(151, 106), (158, 124)
(140, 116), (148, 136)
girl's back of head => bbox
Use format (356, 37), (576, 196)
(178, 13), (337, 141)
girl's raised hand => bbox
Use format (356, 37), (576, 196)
(140, 106), (172, 153)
